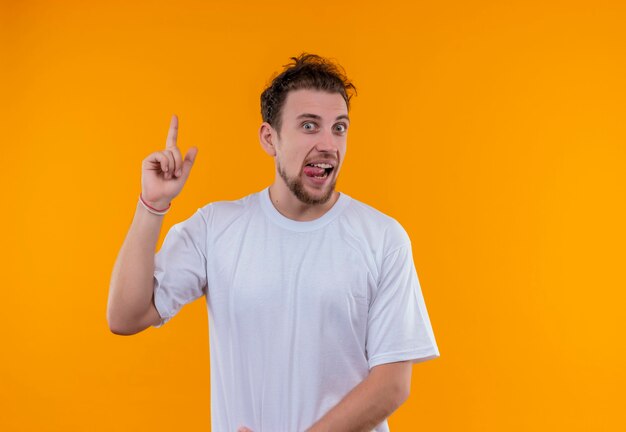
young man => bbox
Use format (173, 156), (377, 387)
(108, 53), (440, 432)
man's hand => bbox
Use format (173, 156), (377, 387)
(238, 427), (253, 432)
(140, 114), (198, 209)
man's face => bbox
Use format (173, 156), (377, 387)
(272, 89), (349, 205)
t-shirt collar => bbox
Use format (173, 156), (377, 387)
(259, 186), (351, 232)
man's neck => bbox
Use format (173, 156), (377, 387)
(268, 182), (339, 222)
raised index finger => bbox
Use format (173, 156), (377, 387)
(166, 114), (178, 149)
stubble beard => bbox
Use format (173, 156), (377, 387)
(277, 161), (336, 205)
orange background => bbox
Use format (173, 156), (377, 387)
(2, 0), (625, 431)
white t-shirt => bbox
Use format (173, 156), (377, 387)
(152, 187), (440, 432)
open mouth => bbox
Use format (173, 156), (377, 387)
(303, 162), (334, 179)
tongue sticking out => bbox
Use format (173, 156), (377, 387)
(303, 166), (326, 177)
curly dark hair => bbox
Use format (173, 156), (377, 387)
(260, 53), (357, 137)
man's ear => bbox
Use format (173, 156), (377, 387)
(259, 122), (277, 157)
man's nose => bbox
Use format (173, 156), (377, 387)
(315, 128), (338, 152)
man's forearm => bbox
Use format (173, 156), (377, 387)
(107, 201), (164, 333)
(305, 364), (409, 432)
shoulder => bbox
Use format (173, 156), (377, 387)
(195, 190), (261, 231)
(340, 194), (411, 253)
(199, 192), (255, 216)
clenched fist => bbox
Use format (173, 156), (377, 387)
(141, 115), (198, 209)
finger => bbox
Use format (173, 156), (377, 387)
(162, 150), (176, 179)
(238, 427), (253, 432)
(146, 151), (169, 174)
(165, 114), (178, 149)
(178, 146), (198, 182)
(170, 145), (184, 177)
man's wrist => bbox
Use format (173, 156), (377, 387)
(139, 194), (171, 215)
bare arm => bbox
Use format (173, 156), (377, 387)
(107, 202), (166, 335)
(305, 361), (413, 432)
(107, 115), (198, 335)
(236, 362), (413, 432)
(237, 361), (412, 432)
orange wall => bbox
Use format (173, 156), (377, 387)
(1, 0), (625, 430)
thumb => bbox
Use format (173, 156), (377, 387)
(179, 146), (198, 180)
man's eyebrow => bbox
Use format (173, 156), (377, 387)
(296, 113), (350, 122)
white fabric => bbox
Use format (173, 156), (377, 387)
(152, 187), (440, 432)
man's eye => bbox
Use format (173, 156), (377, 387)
(303, 122), (316, 131)
(335, 123), (348, 132)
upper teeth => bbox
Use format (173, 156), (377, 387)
(310, 163), (332, 168)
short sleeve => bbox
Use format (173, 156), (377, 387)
(152, 208), (208, 328)
(365, 242), (440, 369)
